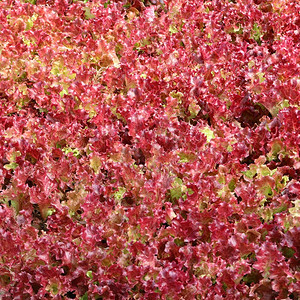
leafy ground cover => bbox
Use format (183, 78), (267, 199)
(0, 0), (299, 299)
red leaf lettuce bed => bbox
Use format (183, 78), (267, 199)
(0, 0), (299, 299)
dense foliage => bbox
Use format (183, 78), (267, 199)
(0, 0), (299, 298)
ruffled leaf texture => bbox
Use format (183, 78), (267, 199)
(0, 0), (299, 299)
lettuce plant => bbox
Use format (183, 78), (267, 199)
(0, 0), (299, 299)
